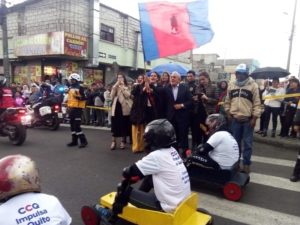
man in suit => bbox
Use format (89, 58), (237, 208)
(166, 71), (192, 156)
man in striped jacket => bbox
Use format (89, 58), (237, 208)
(224, 64), (262, 173)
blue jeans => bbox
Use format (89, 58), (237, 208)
(230, 118), (254, 165)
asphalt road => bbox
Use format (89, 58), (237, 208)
(0, 126), (300, 225)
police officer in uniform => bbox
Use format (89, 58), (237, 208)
(67, 73), (88, 148)
(0, 76), (15, 115)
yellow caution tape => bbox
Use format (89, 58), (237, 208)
(85, 105), (111, 111)
(263, 93), (300, 100)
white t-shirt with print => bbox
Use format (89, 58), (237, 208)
(136, 147), (191, 213)
(0, 192), (72, 225)
(207, 131), (239, 169)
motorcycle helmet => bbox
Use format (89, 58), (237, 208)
(205, 113), (227, 135)
(69, 73), (81, 82)
(0, 155), (41, 202)
(0, 76), (7, 87)
(143, 119), (176, 152)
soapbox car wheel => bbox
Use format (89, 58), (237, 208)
(81, 206), (100, 225)
(197, 208), (214, 225)
(223, 182), (242, 201)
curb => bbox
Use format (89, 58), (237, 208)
(61, 124), (299, 151)
(253, 134), (300, 151)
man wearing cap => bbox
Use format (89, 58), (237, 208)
(224, 64), (261, 173)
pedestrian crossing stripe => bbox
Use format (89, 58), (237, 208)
(198, 193), (300, 225)
(252, 155), (295, 167)
(250, 173), (300, 192)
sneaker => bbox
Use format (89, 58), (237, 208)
(290, 175), (300, 182)
(94, 205), (112, 223)
(261, 132), (267, 137)
(241, 165), (250, 174)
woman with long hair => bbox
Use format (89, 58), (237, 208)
(110, 72), (132, 150)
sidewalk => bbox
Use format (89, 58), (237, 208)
(253, 132), (300, 151)
(253, 118), (300, 151)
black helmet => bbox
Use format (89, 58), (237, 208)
(143, 119), (176, 151)
(0, 76), (7, 87)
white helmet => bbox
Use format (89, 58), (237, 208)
(69, 73), (81, 82)
(0, 155), (41, 201)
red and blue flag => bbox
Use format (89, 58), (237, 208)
(139, 0), (214, 61)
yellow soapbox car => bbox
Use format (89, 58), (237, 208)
(81, 191), (212, 225)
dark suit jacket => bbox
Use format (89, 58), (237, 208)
(166, 83), (192, 122)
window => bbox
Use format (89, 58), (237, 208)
(100, 24), (114, 42)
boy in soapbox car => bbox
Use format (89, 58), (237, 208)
(185, 114), (250, 201)
(81, 119), (212, 225)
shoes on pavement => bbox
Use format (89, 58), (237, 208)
(255, 130), (263, 134)
(261, 132), (267, 137)
(78, 142), (88, 148)
(110, 141), (116, 150)
(120, 141), (126, 149)
(241, 165), (250, 174)
(290, 175), (300, 182)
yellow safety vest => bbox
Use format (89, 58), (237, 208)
(67, 88), (86, 108)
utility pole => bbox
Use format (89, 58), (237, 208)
(0, 0), (10, 82)
(287, 0), (298, 72)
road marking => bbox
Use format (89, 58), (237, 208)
(198, 193), (300, 225)
(250, 173), (300, 192)
(252, 155), (295, 167)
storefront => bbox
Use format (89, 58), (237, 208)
(12, 31), (103, 85)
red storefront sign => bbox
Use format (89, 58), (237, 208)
(64, 32), (88, 58)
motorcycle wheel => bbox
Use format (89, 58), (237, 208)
(9, 125), (27, 145)
(49, 115), (60, 131)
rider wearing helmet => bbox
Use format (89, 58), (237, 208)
(0, 154), (71, 225)
(96, 119), (191, 221)
(0, 75), (15, 115)
(188, 114), (239, 170)
(66, 73), (88, 148)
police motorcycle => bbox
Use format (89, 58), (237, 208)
(25, 84), (64, 130)
(81, 119), (212, 225)
(0, 107), (29, 145)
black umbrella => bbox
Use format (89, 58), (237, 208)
(250, 67), (290, 79)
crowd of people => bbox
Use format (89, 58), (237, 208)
(1, 64), (300, 176)
(1, 64), (300, 225)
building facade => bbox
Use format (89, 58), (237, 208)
(193, 53), (260, 82)
(0, 0), (192, 84)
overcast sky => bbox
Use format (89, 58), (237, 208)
(99, 0), (300, 76)
(10, 0), (300, 76)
